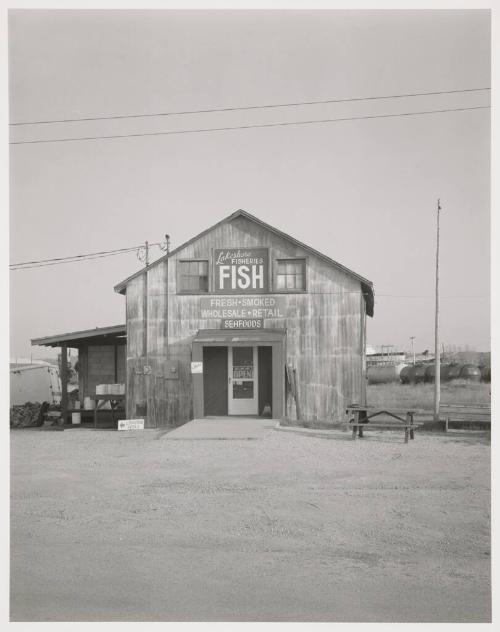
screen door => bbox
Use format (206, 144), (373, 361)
(228, 346), (258, 415)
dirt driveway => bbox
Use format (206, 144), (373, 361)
(10, 426), (490, 622)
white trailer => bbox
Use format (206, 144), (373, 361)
(10, 364), (62, 406)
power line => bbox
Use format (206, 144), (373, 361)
(10, 243), (161, 269)
(10, 105), (490, 146)
(10, 251), (137, 270)
(11, 245), (145, 267)
(9, 87), (490, 126)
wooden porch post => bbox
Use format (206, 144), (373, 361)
(60, 344), (68, 425)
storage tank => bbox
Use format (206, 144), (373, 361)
(367, 364), (407, 384)
(413, 364), (427, 384)
(459, 364), (482, 382)
(440, 364), (453, 382)
(481, 366), (491, 383)
(447, 364), (463, 380)
(424, 363), (452, 383)
(400, 365), (415, 384)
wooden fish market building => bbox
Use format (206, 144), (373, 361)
(33, 210), (374, 427)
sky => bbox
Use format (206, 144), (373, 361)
(8, 8), (491, 359)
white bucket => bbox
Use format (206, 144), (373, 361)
(71, 412), (81, 425)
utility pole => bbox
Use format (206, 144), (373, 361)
(410, 336), (416, 365)
(434, 199), (442, 422)
(143, 240), (149, 358)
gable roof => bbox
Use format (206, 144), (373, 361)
(114, 209), (374, 316)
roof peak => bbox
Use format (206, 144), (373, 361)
(113, 208), (374, 316)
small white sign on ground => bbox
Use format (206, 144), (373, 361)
(118, 419), (145, 431)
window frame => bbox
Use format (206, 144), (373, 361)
(273, 256), (308, 293)
(177, 259), (210, 294)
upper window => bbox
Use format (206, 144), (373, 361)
(178, 260), (209, 293)
(275, 258), (306, 291)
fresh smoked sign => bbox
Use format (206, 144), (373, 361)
(214, 248), (269, 293)
(200, 296), (285, 320)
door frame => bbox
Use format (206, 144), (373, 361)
(228, 345), (258, 415)
(192, 331), (285, 420)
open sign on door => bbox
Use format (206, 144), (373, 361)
(214, 248), (269, 293)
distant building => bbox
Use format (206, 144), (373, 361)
(366, 347), (406, 366)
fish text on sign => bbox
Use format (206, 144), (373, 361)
(214, 248), (269, 294)
(218, 265), (264, 290)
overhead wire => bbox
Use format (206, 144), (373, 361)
(9, 105), (491, 146)
(9, 87), (490, 126)
(10, 243), (161, 269)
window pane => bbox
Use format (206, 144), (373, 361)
(179, 275), (189, 290)
(233, 347), (253, 366)
(179, 260), (209, 292)
(233, 381), (254, 399)
(199, 261), (208, 275)
(275, 259), (305, 291)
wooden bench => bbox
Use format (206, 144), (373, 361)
(346, 405), (419, 443)
(439, 404), (491, 432)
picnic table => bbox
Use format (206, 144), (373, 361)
(346, 404), (418, 443)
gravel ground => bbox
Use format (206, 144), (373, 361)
(10, 426), (491, 622)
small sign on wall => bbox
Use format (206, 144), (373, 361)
(222, 318), (263, 329)
(118, 419), (145, 431)
(191, 361), (203, 374)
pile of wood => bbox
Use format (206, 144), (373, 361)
(10, 402), (46, 428)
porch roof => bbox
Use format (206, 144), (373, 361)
(31, 324), (126, 348)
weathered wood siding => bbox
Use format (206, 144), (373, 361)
(126, 273), (148, 424)
(125, 214), (368, 427)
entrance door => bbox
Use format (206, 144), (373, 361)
(203, 346), (228, 416)
(228, 346), (258, 415)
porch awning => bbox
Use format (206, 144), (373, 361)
(31, 324), (126, 348)
(194, 328), (286, 344)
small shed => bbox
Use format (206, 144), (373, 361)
(31, 325), (126, 423)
